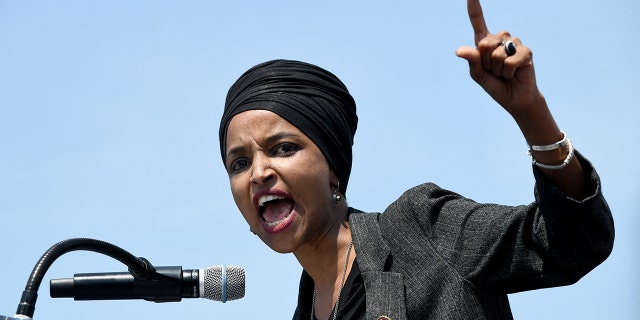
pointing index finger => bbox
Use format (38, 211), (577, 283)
(467, 0), (490, 45)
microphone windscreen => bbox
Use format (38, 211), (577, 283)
(200, 265), (245, 302)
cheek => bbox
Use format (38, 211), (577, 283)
(229, 177), (253, 219)
(285, 157), (332, 201)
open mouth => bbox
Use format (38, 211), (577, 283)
(255, 191), (296, 233)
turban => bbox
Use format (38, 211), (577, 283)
(219, 59), (358, 194)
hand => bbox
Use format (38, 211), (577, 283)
(456, 0), (543, 117)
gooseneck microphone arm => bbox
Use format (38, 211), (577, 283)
(15, 238), (154, 319)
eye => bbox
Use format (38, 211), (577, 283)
(229, 158), (250, 174)
(273, 143), (299, 156)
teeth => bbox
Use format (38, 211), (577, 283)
(258, 194), (284, 207)
(264, 215), (288, 227)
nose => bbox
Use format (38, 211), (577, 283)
(249, 153), (275, 185)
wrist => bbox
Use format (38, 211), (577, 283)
(529, 136), (574, 170)
(510, 96), (567, 147)
(509, 91), (546, 120)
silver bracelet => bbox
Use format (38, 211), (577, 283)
(531, 138), (575, 170)
(529, 131), (569, 152)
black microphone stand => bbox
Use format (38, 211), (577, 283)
(1, 238), (155, 319)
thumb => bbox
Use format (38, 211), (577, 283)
(455, 46), (485, 85)
(455, 46), (478, 61)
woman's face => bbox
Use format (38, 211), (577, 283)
(225, 110), (340, 253)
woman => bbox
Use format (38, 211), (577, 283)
(218, 0), (614, 319)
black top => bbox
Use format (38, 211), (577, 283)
(305, 259), (366, 320)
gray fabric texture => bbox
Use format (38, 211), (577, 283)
(293, 151), (614, 320)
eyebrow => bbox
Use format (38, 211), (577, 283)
(225, 132), (301, 161)
(265, 132), (300, 144)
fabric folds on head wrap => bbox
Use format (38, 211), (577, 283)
(219, 59), (358, 194)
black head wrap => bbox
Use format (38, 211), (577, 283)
(219, 59), (358, 194)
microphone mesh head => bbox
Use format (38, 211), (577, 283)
(201, 265), (245, 302)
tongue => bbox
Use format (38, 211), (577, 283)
(262, 199), (294, 223)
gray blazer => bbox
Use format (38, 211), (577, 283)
(294, 153), (614, 320)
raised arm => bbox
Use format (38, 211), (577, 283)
(456, 0), (586, 199)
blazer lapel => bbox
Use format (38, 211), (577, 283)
(350, 211), (408, 320)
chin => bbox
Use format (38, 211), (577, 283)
(260, 236), (298, 254)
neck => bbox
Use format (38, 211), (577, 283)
(294, 209), (354, 320)
(294, 205), (351, 280)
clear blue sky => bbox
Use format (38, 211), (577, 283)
(1, 0), (638, 319)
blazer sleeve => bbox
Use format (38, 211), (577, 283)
(383, 150), (614, 294)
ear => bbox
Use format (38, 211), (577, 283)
(329, 171), (340, 189)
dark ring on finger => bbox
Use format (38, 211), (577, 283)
(502, 40), (517, 56)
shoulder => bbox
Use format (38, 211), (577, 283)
(384, 182), (471, 216)
(349, 182), (473, 224)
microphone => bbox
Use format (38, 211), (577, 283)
(50, 265), (244, 303)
